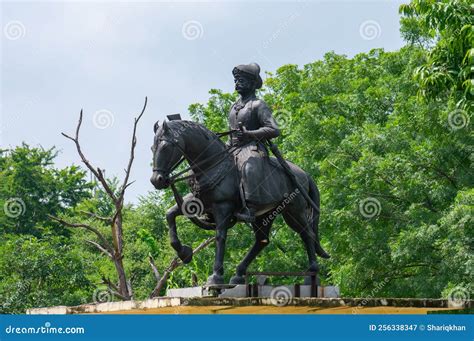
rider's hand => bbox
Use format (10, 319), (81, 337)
(237, 127), (250, 141)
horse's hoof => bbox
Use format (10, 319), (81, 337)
(319, 251), (331, 259)
(316, 245), (331, 259)
(304, 276), (321, 286)
(206, 274), (224, 285)
(308, 262), (320, 273)
(178, 245), (193, 264)
(229, 275), (245, 285)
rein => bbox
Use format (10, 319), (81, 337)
(170, 144), (238, 185)
(215, 130), (237, 138)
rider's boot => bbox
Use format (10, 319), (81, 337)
(235, 205), (256, 223)
(236, 181), (256, 223)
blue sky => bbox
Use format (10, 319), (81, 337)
(1, 0), (406, 203)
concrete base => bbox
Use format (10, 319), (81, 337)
(26, 297), (471, 315)
(166, 285), (340, 298)
(27, 297), (183, 315)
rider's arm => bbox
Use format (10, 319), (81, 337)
(245, 101), (280, 140)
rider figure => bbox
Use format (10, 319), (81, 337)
(229, 63), (280, 223)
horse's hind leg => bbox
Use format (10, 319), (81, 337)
(229, 215), (274, 285)
(207, 201), (234, 285)
(283, 209), (319, 274)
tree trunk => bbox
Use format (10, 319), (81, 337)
(114, 256), (131, 299)
(112, 216), (130, 299)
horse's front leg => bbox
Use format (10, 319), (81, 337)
(166, 202), (193, 264)
(207, 201), (234, 285)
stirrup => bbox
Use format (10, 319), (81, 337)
(235, 208), (256, 223)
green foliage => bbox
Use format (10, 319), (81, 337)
(0, 235), (93, 313)
(400, 0), (474, 110)
(0, 144), (92, 236)
(0, 145), (95, 313)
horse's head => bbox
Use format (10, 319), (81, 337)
(150, 120), (185, 189)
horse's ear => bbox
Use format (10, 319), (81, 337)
(153, 120), (160, 134)
(162, 120), (169, 133)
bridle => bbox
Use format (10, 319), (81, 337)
(152, 136), (186, 177)
(152, 129), (241, 186)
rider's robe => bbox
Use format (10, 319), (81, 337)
(228, 94), (281, 206)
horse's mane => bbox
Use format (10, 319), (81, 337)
(168, 120), (224, 146)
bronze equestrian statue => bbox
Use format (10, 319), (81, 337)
(150, 63), (329, 286)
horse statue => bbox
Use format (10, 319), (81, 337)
(150, 119), (329, 286)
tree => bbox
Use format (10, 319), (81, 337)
(50, 98), (147, 300)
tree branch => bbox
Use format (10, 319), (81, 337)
(100, 276), (128, 301)
(111, 97), (147, 257)
(79, 210), (113, 224)
(49, 215), (114, 255)
(101, 275), (119, 293)
(149, 237), (215, 298)
(61, 110), (117, 201)
(148, 254), (161, 281)
(118, 97), (148, 204)
(86, 240), (113, 259)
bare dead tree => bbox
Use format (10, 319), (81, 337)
(149, 236), (215, 298)
(50, 97), (147, 301)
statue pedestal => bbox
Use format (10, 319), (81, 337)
(166, 284), (339, 298)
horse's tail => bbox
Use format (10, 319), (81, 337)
(307, 175), (330, 259)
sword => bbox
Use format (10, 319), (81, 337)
(266, 140), (320, 213)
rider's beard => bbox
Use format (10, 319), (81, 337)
(236, 83), (254, 96)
